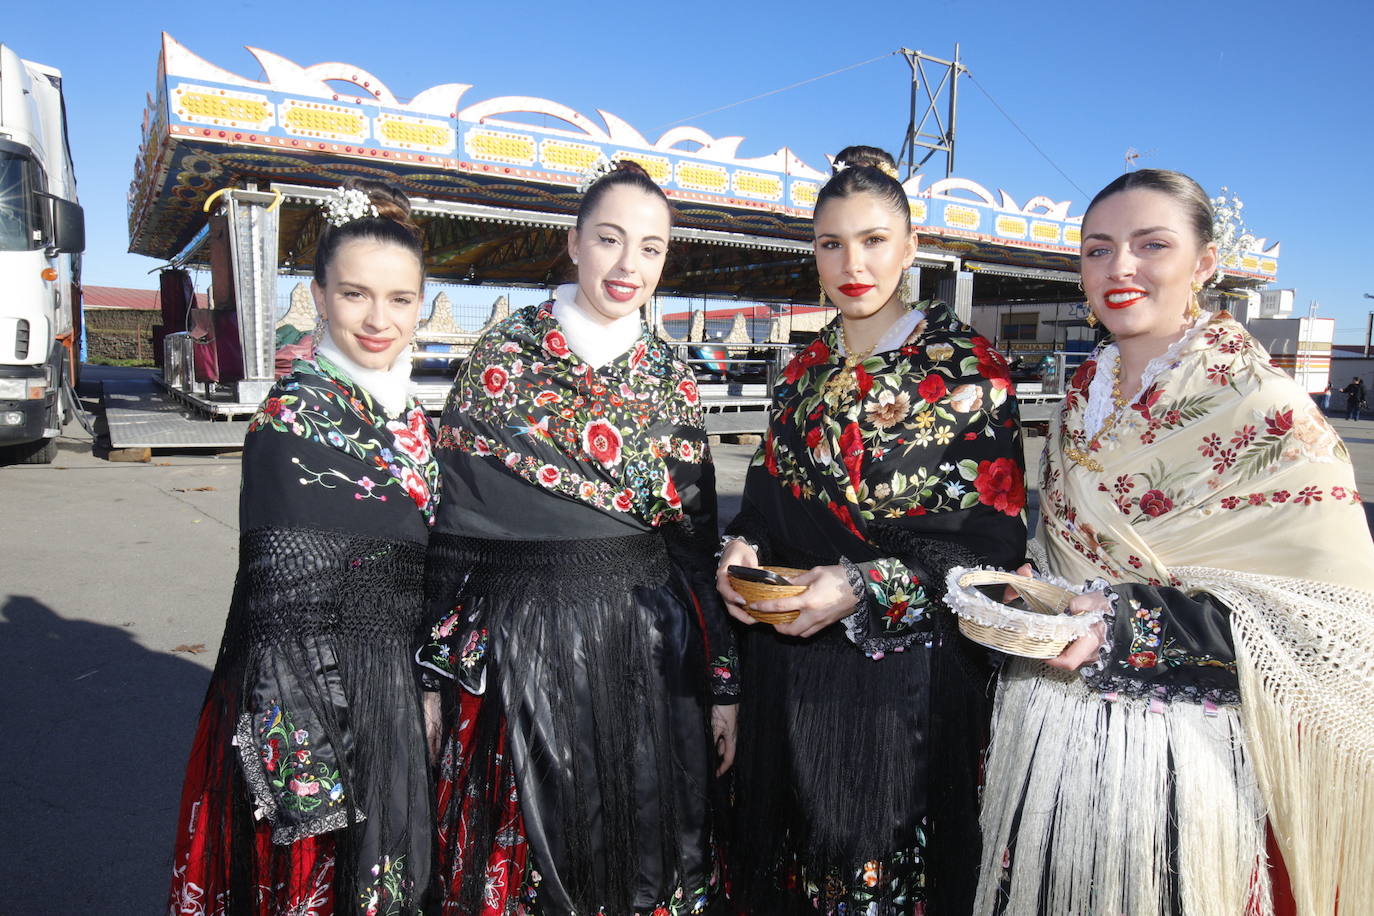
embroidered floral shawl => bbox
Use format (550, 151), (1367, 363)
(1038, 313), (1374, 912)
(736, 301), (1027, 654)
(437, 304), (706, 527)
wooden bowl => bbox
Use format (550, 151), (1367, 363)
(728, 566), (808, 624)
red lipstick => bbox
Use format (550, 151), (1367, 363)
(355, 334), (395, 353)
(837, 283), (875, 298)
(603, 280), (638, 303)
(1104, 288), (1147, 309)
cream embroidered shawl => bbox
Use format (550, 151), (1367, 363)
(1038, 313), (1374, 912)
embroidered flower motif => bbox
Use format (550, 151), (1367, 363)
(782, 338), (831, 384)
(1247, 493), (1266, 506)
(827, 499), (862, 537)
(1069, 359), (1097, 395)
(1295, 486), (1322, 505)
(1205, 363), (1232, 385)
(581, 419), (623, 466)
(948, 383), (984, 413)
(1230, 425), (1257, 448)
(1199, 433), (1222, 457)
(537, 464), (561, 487)
(677, 377), (700, 405)
(1265, 409), (1293, 437)
(926, 342), (954, 361)
(972, 337), (1012, 389)
(661, 473), (681, 509)
(1139, 489), (1174, 517)
(839, 422), (865, 490)
(613, 488), (634, 512)
(482, 365), (510, 396)
(387, 417), (431, 465)
(542, 330), (570, 359)
(917, 374), (948, 404)
(400, 467), (430, 509)
(1271, 489), (1290, 503)
(1128, 650), (1159, 668)
(973, 457), (1026, 516)
(865, 389), (912, 429)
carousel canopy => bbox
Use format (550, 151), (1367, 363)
(128, 35), (1281, 299)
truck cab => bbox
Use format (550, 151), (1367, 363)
(0, 45), (84, 463)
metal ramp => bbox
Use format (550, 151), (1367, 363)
(103, 374), (251, 449)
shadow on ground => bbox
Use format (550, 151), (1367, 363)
(0, 596), (212, 913)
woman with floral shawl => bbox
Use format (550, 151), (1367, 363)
(716, 146), (1027, 915)
(421, 160), (736, 916)
(167, 180), (440, 915)
(975, 169), (1374, 916)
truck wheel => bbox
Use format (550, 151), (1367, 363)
(9, 438), (58, 464)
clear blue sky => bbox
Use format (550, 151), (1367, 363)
(5, 0), (1372, 340)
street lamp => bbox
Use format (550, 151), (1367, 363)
(1365, 294), (1374, 357)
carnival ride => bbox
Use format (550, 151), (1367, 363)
(113, 34), (1281, 448)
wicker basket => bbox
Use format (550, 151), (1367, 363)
(728, 566), (808, 625)
(946, 569), (1082, 659)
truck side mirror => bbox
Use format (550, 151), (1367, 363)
(50, 197), (85, 254)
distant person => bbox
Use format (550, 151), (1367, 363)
(167, 179), (439, 913)
(1342, 376), (1365, 420)
(976, 169), (1374, 915)
(1318, 382), (1332, 412)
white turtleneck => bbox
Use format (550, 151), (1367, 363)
(315, 331), (414, 418)
(551, 283), (644, 368)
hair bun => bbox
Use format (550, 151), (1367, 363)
(612, 159), (653, 181)
(340, 177), (420, 238)
(832, 145), (899, 178)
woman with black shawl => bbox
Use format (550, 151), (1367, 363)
(167, 179), (440, 915)
(422, 159), (737, 915)
(716, 146), (1026, 915)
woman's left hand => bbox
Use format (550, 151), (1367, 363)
(710, 704), (738, 776)
(748, 565), (859, 639)
(1043, 590), (1111, 671)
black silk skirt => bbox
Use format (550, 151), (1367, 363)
(731, 548), (989, 916)
(431, 531), (721, 916)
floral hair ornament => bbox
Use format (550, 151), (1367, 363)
(576, 153), (620, 194)
(832, 158), (901, 181)
(322, 186), (379, 228)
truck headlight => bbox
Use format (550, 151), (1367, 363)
(0, 379), (44, 399)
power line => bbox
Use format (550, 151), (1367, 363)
(653, 52), (898, 130)
(964, 70), (1088, 199)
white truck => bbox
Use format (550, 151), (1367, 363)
(0, 43), (84, 463)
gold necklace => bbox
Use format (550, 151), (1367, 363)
(1064, 357), (1130, 473)
(823, 320), (879, 399)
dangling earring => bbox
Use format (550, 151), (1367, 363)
(1187, 282), (1204, 321)
(819, 284), (828, 309)
(312, 313), (327, 352)
(1078, 280), (1098, 327)
(898, 272), (913, 305)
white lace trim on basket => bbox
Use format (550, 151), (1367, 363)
(943, 566), (1102, 642)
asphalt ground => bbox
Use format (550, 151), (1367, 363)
(3, 375), (1373, 912)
